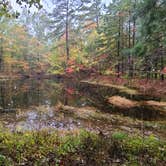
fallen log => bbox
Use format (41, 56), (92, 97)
(107, 96), (166, 120)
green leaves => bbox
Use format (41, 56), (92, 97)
(0, 0), (42, 18)
(0, 130), (165, 165)
(16, 0), (42, 9)
(112, 132), (127, 140)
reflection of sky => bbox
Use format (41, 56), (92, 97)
(11, 0), (112, 13)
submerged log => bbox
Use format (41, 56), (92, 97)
(107, 96), (166, 120)
(108, 96), (139, 108)
(79, 80), (165, 120)
(0, 108), (17, 113)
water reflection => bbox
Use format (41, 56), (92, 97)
(0, 78), (165, 139)
(0, 79), (91, 131)
(0, 79), (69, 110)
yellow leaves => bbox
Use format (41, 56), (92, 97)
(0, 33), (3, 38)
(87, 30), (98, 43)
(0, 20), (50, 74)
(3, 47), (14, 53)
(50, 28), (102, 73)
(104, 69), (115, 75)
(5, 56), (30, 71)
(70, 46), (82, 59)
(4, 56), (18, 65)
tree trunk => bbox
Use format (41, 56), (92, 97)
(154, 55), (158, 79)
(96, 15), (99, 28)
(128, 9), (132, 77)
(0, 37), (3, 71)
(117, 12), (121, 77)
(95, 0), (100, 28)
(132, 0), (136, 47)
(132, 0), (136, 78)
(160, 48), (164, 80)
(121, 14), (124, 75)
(65, 0), (69, 66)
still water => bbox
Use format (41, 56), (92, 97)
(0, 78), (91, 131)
(0, 78), (165, 139)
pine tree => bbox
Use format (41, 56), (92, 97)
(137, 0), (166, 80)
(82, 0), (103, 28)
(49, 0), (92, 66)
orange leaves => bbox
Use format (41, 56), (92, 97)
(65, 59), (87, 74)
(17, 61), (30, 71)
(66, 60), (79, 74)
(67, 59), (75, 66)
(4, 56), (30, 73)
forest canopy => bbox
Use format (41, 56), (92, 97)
(0, 0), (165, 79)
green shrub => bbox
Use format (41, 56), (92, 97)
(0, 130), (165, 165)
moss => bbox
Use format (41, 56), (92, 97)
(0, 130), (165, 165)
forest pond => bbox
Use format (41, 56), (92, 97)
(0, 78), (165, 139)
(0, 78), (91, 131)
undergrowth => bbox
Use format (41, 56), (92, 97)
(0, 130), (165, 166)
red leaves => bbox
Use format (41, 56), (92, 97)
(78, 64), (84, 70)
(66, 67), (74, 74)
(66, 60), (77, 74)
(65, 88), (74, 95)
(65, 60), (87, 74)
